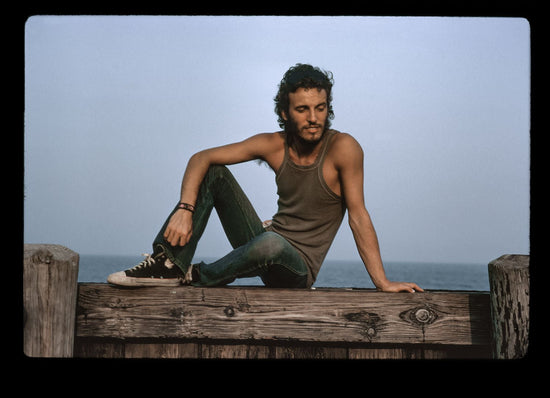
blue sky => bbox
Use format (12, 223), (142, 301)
(24, 16), (530, 265)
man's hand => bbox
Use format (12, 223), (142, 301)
(376, 280), (424, 293)
(163, 209), (193, 246)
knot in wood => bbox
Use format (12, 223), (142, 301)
(224, 306), (235, 317)
(400, 305), (438, 326)
(414, 308), (431, 323)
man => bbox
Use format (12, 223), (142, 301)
(108, 64), (423, 293)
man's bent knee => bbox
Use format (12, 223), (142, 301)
(205, 164), (230, 179)
(246, 232), (288, 261)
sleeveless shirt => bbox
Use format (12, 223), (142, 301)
(269, 129), (346, 287)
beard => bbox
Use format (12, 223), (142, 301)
(284, 117), (328, 148)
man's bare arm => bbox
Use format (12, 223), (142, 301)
(336, 134), (423, 293)
(163, 133), (280, 247)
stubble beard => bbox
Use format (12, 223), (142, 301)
(285, 118), (328, 149)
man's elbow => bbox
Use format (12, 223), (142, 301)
(189, 150), (211, 166)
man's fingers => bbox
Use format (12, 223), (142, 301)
(380, 281), (424, 293)
(166, 229), (191, 247)
(164, 228), (181, 246)
(179, 232), (190, 247)
(185, 231), (193, 246)
(407, 283), (424, 293)
(413, 283), (424, 292)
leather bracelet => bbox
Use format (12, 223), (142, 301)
(177, 202), (195, 213)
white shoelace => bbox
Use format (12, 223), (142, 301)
(135, 253), (175, 270)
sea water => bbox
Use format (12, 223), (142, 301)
(78, 254), (490, 291)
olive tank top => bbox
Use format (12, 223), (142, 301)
(269, 130), (346, 287)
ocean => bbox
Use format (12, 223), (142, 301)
(78, 254), (490, 291)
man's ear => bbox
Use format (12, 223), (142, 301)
(281, 110), (288, 121)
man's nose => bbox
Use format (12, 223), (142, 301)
(307, 109), (317, 123)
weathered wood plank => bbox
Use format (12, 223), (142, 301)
(488, 254), (530, 359)
(347, 345), (489, 359)
(23, 244), (79, 357)
(73, 338), (491, 359)
(73, 339), (125, 358)
(73, 338), (202, 358)
(273, 345), (348, 359)
(124, 342), (202, 359)
(200, 343), (272, 359)
(348, 346), (415, 359)
(76, 284), (490, 346)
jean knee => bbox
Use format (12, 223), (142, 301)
(246, 232), (287, 262)
(205, 165), (230, 181)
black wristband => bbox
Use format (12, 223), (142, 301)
(177, 202), (195, 213)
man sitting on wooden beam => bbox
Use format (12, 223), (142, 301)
(108, 64), (423, 293)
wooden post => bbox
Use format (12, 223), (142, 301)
(488, 254), (529, 359)
(23, 244), (79, 357)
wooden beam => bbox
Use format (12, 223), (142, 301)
(76, 284), (490, 346)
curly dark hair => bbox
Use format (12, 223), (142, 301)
(274, 64), (335, 130)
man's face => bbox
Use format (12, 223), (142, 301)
(282, 87), (328, 145)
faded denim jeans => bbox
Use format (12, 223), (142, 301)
(152, 165), (308, 288)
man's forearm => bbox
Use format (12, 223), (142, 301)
(349, 209), (390, 289)
(179, 151), (211, 205)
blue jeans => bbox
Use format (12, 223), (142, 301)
(152, 165), (308, 288)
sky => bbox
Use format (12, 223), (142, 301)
(24, 16), (530, 265)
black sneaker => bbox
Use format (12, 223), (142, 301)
(107, 249), (186, 287)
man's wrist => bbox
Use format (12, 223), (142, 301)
(375, 280), (391, 291)
(371, 274), (391, 291)
(176, 202), (195, 213)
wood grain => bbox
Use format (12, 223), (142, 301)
(489, 254), (530, 358)
(76, 284), (490, 346)
(23, 244), (79, 357)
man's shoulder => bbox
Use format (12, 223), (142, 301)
(252, 131), (285, 142)
(329, 130), (363, 152)
(246, 132), (285, 163)
(327, 130), (363, 172)
(245, 131), (285, 148)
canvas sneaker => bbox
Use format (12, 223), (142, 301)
(107, 248), (191, 287)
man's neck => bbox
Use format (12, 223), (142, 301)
(288, 130), (327, 166)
